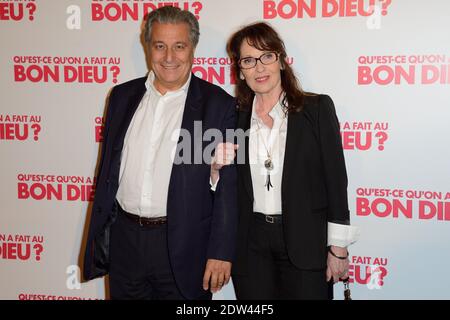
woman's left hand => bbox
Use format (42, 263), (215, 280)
(326, 245), (349, 283)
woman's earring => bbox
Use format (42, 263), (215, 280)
(240, 72), (245, 80)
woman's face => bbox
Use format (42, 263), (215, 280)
(239, 40), (283, 98)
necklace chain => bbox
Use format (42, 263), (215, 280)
(254, 113), (286, 163)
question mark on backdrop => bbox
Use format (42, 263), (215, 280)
(26, 3), (37, 21)
(375, 131), (388, 150)
(31, 124), (41, 141)
(366, 265), (387, 290)
(192, 2), (203, 20)
(377, 266), (388, 286)
(379, 0), (392, 16)
(33, 243), (43, 261)
(110, 66), (120, 84)
(371, 266), (388, 286)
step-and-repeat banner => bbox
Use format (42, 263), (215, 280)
(1, 0), (449, 300)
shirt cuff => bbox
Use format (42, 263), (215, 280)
(327, 222), (360, 247)
(209, 176), (220, 192)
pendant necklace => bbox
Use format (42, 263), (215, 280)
(255, 112), (286, 191)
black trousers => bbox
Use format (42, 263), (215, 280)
(109, 206), (211, 300)
(232, 213), (333, 300)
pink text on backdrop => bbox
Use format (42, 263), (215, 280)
(18, 183), (96, 201)
(0, 115), (42, 141)
(13, 56), (121, 84)
(358, 54), (450, 85)
(263, 0), (392, 19)
(193, 57), (232, 65)
(349, 255), (388, 288)
(91, 1), (203, 21)
(192, 56), (294, 86)
(192, 66), (236, 86)
(192, 57), (235, 86)
(19, 293), (100, 301)
(355, 188), (450, 221)
(95, 117), (105, 143)
(0, 0), (36, 21)
(14, 65), (118, 83)
(0, 233), (44, 261)
(356, 187), (448, 199)
(17, 174), (96, 201)
(340, 121), (388, 151)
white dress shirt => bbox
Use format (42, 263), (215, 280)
(248, 96), (359, 247)
(115, 71), (191, 217)
(249, 97), (287, 216)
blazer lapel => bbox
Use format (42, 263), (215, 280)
(167, 74), (203, 208)
(179, 74), (203, 140)
(237, 109), (254, 202)
(112, 78), (147, 152)
(281, 110), (301, 199)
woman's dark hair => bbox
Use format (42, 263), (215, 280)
(227, 22), (307, 113)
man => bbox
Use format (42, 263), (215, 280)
(82, 6), (238, 300)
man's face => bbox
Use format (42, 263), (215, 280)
(148, 22), (194, 94)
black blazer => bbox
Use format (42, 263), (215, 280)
(232, 94), (350, 275)
(83, 74), (238, 299)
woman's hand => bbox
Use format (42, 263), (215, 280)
(326, 245), (349, 283)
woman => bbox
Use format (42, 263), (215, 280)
(212, 22), (359, 299)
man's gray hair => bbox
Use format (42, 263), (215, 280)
(144, 6), (200, 47)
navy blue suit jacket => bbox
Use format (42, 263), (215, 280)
(83, 74), (238, 299)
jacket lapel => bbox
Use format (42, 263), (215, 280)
(112, 78), (147, 152)
(167, 74), (203, 208)
(179, 74), (203, 140)
(281, 110), (301, 200)
(237, 109), (254, 202)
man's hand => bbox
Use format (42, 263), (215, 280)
(202, 259), (232, 293)
(326, 245), (349, 283)
(211, 143), (239, 184)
